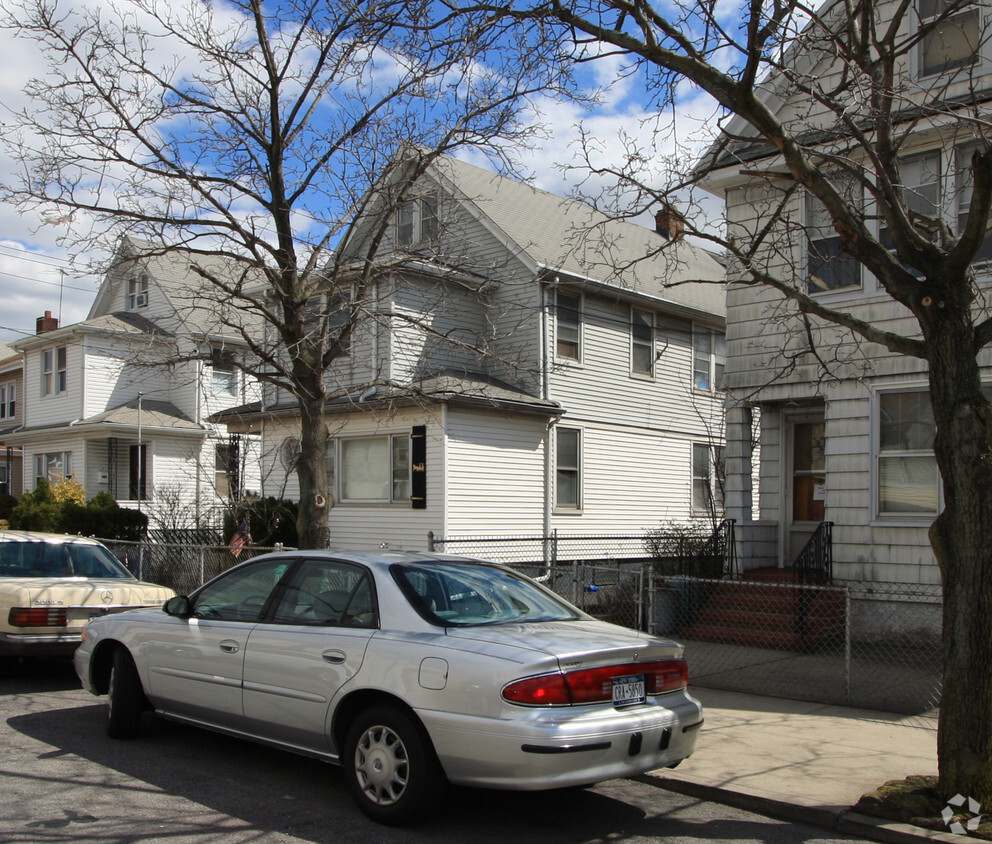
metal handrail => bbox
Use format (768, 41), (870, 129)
(793, 521), (833, 585)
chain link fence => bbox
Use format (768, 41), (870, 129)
(100, 538), (287, 596)
(434, 531), (942, 716)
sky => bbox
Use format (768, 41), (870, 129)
(0, 1), (725, 345)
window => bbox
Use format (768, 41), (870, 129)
(631, 309), (654, 376)
(880, 152), (941, 277)
(211, 349), (237, 396)
(326, 439), (336, 501)
(555, 291), (581, 360)
(216, 440), (240, 500)
(0, 465), (7, 496)
(303, 289), (351, 356)
(807, 193), (862, 292)
(339, 434), (411, 503)
(127, 274), (149, 310)
(0, 382), (14, 420)
(555, 427), (581, 510)
(877, 390), (938, 515)
(396, 195), (439, 246)
(692, 326), (726, 391)
(192, 557), (292, 622)
(692, 442), (725, 516)
(919, 0), (980, 77)
(956, 146), (992, 264)
(129, 444), (147, 501)
(41, 346), (67, 396)
(271, 559), (377, 627)
(35, 451), (72, 486)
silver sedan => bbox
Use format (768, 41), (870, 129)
(75, 551), (703, 825)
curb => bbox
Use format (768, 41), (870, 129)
(638, 773), (963, 844)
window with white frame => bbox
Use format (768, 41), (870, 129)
(692, 326), (725, 391)
(880, 152), (941, 276)
(631, 308), (654, 376)
(127, 273), (149, 310)
(555, 427), (581, 510)
(555, 291), (581, 361)
(210, 349), (238, 396)
(918, 0), (981, 77)
(396, 195), (439, 246)
(337, 434), (411, 503)
(692, 442), (725, 516)
(0, 464), (7, 496)
(303, 289), (352, 356)
(955, 146), (992, 265)
(0, 382), (14, 420)
(35, 451), (72, 485)
(877, 390), (938, 515)
(215, 441), (240, 500)
(807, 191), (862, 292)
(41, 346), (67, 396)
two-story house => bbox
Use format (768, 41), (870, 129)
(0, 341), (23, 498)
(697, 0), (992, 586)
(219, 152), (726, 550)
(7, 238), (261, 527)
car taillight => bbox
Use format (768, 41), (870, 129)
(8, 608), (68, 627)
(502, 659), (688, 706)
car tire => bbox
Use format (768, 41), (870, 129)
(343, 705), (445, 825)
(106, 647), (144, 739)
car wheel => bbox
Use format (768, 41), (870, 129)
(106, 647), (144, 739)
(343, 705), (445, 825)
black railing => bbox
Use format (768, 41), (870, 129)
(687, 518), (738, 579)
(793, 521), (833, 585)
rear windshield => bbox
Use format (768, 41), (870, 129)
(391, 561), (580, 626)
(0, 540), (134, 579)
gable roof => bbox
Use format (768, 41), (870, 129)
(88, 236), (264, 344)
(346, 151), (725, 320)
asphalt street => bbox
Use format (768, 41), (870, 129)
(0, 658), (868, 844)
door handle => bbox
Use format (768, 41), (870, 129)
(322, 650), (346, 664)
(219, 640), (240, 654)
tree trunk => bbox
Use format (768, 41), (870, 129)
(925, 299), (992, 805)
(295, 370), (331, 550)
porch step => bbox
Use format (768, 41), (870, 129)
(679, 580), (845, 651)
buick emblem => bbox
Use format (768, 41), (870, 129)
(101, 591), (113, 604)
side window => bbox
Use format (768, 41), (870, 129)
(270, 559), (378, 628)
(918, 0), (980, 77)
(192, 559), (291, 622)
(555, 291), (581, 361)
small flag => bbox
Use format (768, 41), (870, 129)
(229, 521), (249, 557)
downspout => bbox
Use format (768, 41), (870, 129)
(195, 355), (203, 528)
(540, 279), (554, 580)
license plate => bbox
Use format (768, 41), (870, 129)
(612, 674), (645, 707)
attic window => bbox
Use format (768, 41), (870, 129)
(128, 274), (149, 310)
(396, 195), (439, 246)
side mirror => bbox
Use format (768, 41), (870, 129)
(164, 596), (192, 618)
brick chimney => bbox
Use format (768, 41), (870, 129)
(655, 205), (685, 241)
(36, 311), (59, 334)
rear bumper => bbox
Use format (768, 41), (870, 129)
(0, 631), (82, 657)
(421, 690), (703, 790)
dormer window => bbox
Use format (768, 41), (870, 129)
(919, 0), (980, 77)
(128, 274), (149, 310)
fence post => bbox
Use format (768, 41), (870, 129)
(138, 545), (144, 581)
(845, 586), (852, 706)
(647, 566), (656, 635)
(427, 531), (435, 553)
(200, 547), (205, 588)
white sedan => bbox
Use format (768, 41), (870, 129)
(0, 531), (175, 658)
(75, 550), (702, 825)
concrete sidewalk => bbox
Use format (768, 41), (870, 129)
(643, 688), (958, 843)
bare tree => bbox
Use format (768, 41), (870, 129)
(469, 0), (992, 805)
(2, 0), (573, 548)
